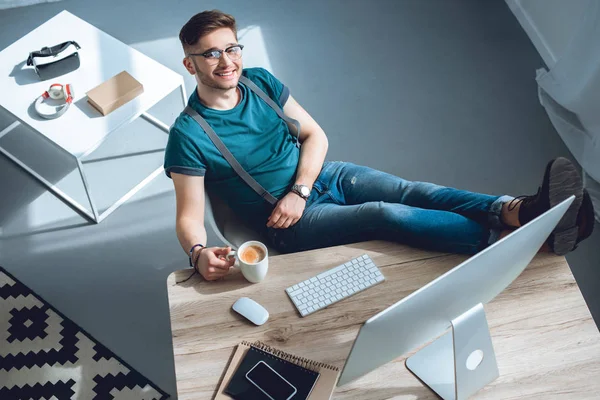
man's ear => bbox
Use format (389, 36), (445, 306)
(183, 57), (196, 75)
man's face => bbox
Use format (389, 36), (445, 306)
(184, 27), (243, 91)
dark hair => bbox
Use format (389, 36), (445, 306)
(179, 10), (237, 54)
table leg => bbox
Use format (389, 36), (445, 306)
(141, 82), (187, 133)
(77, 81), (186, 222)
(96, 165), (165, 223)
(179, 82), (188, 106)
(1, 81), (188, 225)
(77, 159), (99, 222)
(141, 112), (170, 132)
(0, 142), (97, 223)
(0, 121), (20, 140)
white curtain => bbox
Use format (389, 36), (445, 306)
(536, 0), (600, 221)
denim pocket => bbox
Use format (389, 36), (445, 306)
(314, 161), (342, 193)
(312, 180), (327, 194)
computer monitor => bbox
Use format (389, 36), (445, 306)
(337, 196), (575, 400)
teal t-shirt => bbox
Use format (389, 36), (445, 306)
(164, 67), (300, 218)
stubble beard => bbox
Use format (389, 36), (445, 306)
(198, 69), (239, 91)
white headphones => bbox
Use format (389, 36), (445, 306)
(34, 83), (74, 119)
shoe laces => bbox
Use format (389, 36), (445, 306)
(507, 187), (541, 211)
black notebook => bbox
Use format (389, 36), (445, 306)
(224, 345), (320, 400)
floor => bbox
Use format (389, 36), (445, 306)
(1, 0), (598, 397)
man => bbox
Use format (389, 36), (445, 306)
(165, 10), (595, 281)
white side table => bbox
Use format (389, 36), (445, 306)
(0, 10), (186, 223)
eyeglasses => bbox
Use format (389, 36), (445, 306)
(187, 44), (244, 65)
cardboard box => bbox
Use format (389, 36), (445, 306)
(86, 71), (144, 116)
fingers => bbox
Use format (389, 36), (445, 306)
(287, 217), (300, 228)
(267, 195), (306, 229)
(223, 255), (236, 268)
(208, 252), (232, 270)
(267, 210), (283, 228)
(215, 247), (236, 268)
(204, 256), (233, 281)
(271, 216), (286, 229)
(279, 217), (294, 229)
(274, 215), (301, 229)
(268, 208), (296, 229)
(213, 246), (231, 256)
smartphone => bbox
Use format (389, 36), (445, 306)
(245, 360), (298, 400)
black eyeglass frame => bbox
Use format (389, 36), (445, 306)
(187, 44), (244, 62)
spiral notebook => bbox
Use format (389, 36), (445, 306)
(214, 341), (340, 400)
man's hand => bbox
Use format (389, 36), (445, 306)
(194, 246), (235, 281)
(267, 192), (306, 229)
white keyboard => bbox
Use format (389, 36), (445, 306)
(285, 254), (385, 317)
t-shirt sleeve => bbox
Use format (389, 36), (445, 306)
(244, 67), (290, 107)
(164, 125), (207, 178)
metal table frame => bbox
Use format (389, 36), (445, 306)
(0, 84), (187, 224)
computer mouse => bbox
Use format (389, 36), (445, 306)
(232, 297), (269, 326)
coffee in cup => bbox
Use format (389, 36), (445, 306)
(239, 245), (266, 264)
(227, 241), (269, 283)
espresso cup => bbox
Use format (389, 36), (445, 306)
(227, 241), (269, 283)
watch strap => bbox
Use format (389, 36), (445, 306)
(292, 184), (310, 200)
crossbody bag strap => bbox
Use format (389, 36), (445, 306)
(238, 75), (301, 148)
(183, 106), (279, 206)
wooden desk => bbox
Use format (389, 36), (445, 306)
(167, 241), (600, 399)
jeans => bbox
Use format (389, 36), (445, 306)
(267, 162), (513, 255)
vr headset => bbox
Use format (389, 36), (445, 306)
(27, 41), (81, 81)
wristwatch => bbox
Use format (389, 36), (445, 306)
(291, 184), (311, 200)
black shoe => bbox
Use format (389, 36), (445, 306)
(574, 189), (595, 248)
(507, 157), (583, 255)
(546, 188), (595, 254)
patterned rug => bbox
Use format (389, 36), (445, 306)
(0, 266), (169, 399)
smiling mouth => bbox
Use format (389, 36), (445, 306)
(215, 70), (235, 77)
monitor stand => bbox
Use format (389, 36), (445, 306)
(405, 303), (499, 400)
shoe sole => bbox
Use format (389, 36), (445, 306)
(549, 157), (583, 255)
(576, 189), (595, 245)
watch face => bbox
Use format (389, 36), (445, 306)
(300, 186), (310, 197)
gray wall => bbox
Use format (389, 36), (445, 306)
(1, 0), (598, 398)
